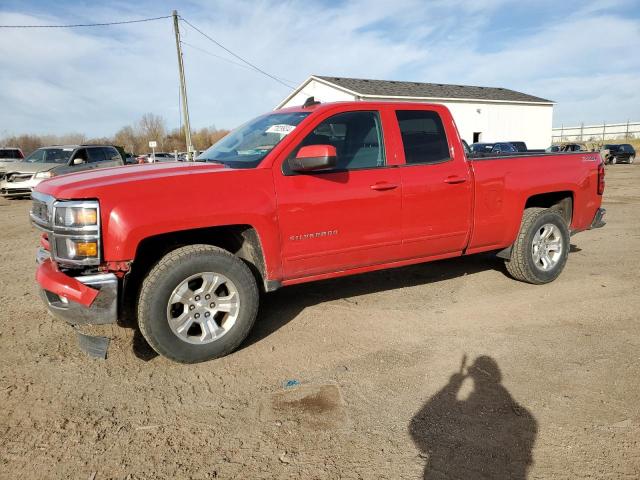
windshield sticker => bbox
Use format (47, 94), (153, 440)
(266, 124), (296, 135)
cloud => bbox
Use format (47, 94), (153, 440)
(0, 0), (638, 137)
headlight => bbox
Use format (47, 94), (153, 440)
(35, 171), (55, 179)
(51, 200), (101, 265)
(54, 206), (98, 228)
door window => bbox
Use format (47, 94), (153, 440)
(87, 148), (107, 163)
(396, 110), (450, 165)
(72, 148), (89, 164)
(286, 111), (385, 173)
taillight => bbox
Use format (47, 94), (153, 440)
(597, 161), (605, 195)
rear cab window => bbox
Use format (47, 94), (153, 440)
(0, 149), (22, 159)
(395, 110), (450, 165)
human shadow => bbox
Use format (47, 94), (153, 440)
(410, 355), (537, 479)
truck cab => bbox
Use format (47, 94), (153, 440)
(31, 101), (605, 363)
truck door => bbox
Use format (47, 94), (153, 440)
(273, 109), (402, 279)
(393, 108), (473, 258)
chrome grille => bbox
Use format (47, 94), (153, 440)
(30, 192), (54, 229)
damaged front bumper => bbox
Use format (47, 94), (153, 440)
(36, 248), (119, 357)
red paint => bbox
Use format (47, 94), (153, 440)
(35, 102), (604, 287)
(36, 259), (98, 306)
(296, 144), (337, 159)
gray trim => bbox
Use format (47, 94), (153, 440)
(314, 75), (553, 104)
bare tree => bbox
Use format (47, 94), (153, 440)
(137, 113), (167, 150)
(0, 114), (230, 156)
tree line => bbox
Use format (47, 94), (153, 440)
(0, 113), (229, 156)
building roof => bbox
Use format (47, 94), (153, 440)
(311, 75), (553, 104)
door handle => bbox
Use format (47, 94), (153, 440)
(370, 182), (399, 191)
(444, 176), (467, 184)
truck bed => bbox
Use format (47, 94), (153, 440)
(466, 151), (602, 254)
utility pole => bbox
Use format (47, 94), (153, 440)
(172, 10), (194, 160)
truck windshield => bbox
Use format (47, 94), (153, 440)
(198, 112), (310, 168)
(24, 148), (74, 164)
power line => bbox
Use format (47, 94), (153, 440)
(0, 15), (172, 28)
(179, 16), (298, 91)
(180, 40), (295, 84)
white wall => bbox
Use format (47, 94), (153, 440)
(278, 80), (554, 149)
(279, 79), (355, 107)
(444, 101), (553, 149)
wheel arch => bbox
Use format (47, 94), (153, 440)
(120, 224), (274, 326)
(497, 191), (574, 261)
(524, 190), (574, 226)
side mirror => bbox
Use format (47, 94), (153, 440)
(72, 157), (85, 165)
(289, 145), (337, 172)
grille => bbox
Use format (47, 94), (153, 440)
(32, 200), (49, 224)
(7, 173), (33, 183)
(30, 192), (54, 229)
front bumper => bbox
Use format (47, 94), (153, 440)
(0, 177), (42, 197)
(36, 249), (118, 325)
(589, 208), (606, 229)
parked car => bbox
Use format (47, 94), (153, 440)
(1, 145), (123, 198)
(31, 101), (605, 363)
(469, 142), (517, 155)
(140, 152), (177, 163)
(546, 143), (588, 153)
(603, 144), (635, 164)
(507, 141), (527, 152)
(124, 153), (138, 165)
(0, 147), (24, 161)
(0, 147), (25, 180)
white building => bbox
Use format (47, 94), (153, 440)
(276, 75), (554, 149)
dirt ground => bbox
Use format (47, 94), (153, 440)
(1, 165), (639, 480)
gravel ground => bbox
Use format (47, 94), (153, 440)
(1, 165), (639, 479)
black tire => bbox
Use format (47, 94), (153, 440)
(610, 156), (617, 165)
(137, 245), (259, 363)
(505, 208), (570, 284)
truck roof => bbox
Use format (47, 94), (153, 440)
(276, 100), (445, 114)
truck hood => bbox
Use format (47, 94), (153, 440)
(0, 162), (59, 174)
(35, 162), (229, 199)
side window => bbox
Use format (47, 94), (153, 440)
(288, 111), (385, 172)
(101, 147), (120, 161)
(87, 148), (106, 163)
(395, 110), (450, 165)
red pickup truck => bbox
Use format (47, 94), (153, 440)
(31, 101), (606, 363)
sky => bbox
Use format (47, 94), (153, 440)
(1, 0), (639, 137)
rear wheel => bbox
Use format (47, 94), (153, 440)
(137, 245), (259, 363)
(629, 156), (635, 164)
(505, 208), (570, 284)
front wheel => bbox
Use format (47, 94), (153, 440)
(137, 245), (259, 363)
(610, 156), (618, 165)
(505, 208), (570, 284)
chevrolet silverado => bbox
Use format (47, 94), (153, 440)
(30, 101), (606, 363)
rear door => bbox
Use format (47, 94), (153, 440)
(273, 108), (402, 279)
(392, 107), (473, 258)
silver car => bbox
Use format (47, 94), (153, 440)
(0, 145), (123, 198)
